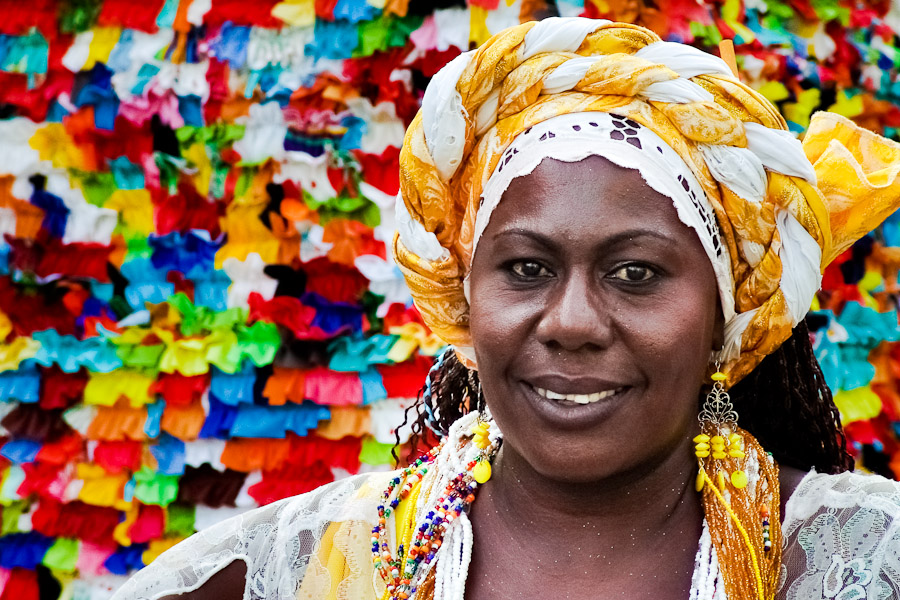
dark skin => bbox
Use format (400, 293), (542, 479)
(464, 156), (805, 599)
(157, 156), (806, 599)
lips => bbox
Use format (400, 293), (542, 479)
(519, 378), (632, 431)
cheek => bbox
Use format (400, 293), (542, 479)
(471, 300), (533, 343)
(468, 280), (548, 417)
(468, 275), (540, 354)
(620, 290), (719, 386)
(611, 296), (717, 446)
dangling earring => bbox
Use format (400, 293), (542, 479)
(694, 363), (747, 491)
(467, 380), (495, 484)
(693, 362), (783, 600)
(463, 371), (496, 483)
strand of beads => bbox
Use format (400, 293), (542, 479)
(372, 420), (497, 600)
(689, 521), (720, 600)
(760, 504), (772, 553)
(375, 463), (479, 599)
(372, 447), (440, 598)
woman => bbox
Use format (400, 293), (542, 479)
(113, 18), (900, 600)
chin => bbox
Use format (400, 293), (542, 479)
(498, 415), (694, 487)
(502, 431), (632, 483)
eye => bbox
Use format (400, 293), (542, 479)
(510, 261), (552, 278)
(610, 264), (655, 282)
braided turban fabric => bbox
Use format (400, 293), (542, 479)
(394, 17), (900, 386)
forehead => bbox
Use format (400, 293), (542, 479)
(489, 155), (700, 244)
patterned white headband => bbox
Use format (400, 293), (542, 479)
(465, 112), (736, 337)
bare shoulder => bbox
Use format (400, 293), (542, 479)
(778, 465), (810, 518)
(160, 561), (247, 600)
(778, 465), (809, 498)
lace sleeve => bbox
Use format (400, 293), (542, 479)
(110, 472), (389, 600)
(780, 470), (900, 600)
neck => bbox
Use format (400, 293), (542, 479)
(471, 435), (703, 555)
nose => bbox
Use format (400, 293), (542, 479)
(533, 269), (614, 352)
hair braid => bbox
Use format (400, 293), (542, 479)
(730, 319), (854, 474)
(395, 350), (483, 465)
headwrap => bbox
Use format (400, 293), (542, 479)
(394, 17), (900, 386)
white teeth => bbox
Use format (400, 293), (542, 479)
(533, 386), (622, 404)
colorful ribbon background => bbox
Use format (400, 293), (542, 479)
(0, 0), (897, 597)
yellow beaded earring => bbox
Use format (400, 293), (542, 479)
(694, 364), (783, 600)
(471, 418), (493, 484)
(694, 366), (747, 492)
(465, 372), (495, 484)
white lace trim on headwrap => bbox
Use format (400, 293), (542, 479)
(465, 112), (736, 330)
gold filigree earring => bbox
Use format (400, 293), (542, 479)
(694, 364), (747, 491)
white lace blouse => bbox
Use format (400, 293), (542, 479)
(780, 470), (900, 599)
(110, 469), (900, 600)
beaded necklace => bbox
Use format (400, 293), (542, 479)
(372, 412), (746, 600)
(372, 418), (496, 600)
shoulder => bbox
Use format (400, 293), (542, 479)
(781, 470), (900, 599)
(110, 471), (393, 600)
(785, 469), (900, 525)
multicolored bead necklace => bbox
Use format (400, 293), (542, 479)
(372, 419), (495, 600)
(760, 504), (772, 553)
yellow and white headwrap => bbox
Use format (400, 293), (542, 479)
(393, 17), (900, 386)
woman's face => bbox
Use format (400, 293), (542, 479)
(468, 155), (723, 483)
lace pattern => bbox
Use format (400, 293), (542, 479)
(112, 469), (900, 600)
(781, 470), (900, 600)
(110, 472), (389, 600)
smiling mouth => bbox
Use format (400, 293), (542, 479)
(532, 386), (625, 405)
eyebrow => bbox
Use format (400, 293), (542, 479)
(491, 227), (677, 249)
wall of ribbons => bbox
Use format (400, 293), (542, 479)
(0, 0), (897, 597)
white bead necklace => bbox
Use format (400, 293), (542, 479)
(415, 414), (725, 600)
